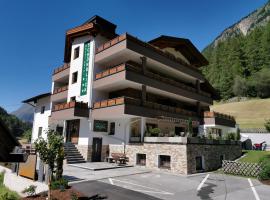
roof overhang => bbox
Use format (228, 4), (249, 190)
(22, 92), (51, 104)
(148, 35), (209, 67)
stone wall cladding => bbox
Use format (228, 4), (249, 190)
(110, 143), (242, 175)
(110, 143), (188, 174)
(186, 144), (242, 174)
(75, 145), (92, 161)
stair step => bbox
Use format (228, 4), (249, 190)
(64, 143), (85, 164)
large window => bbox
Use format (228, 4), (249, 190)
(159, 155), (171, 169)
(73, 47), (80, 60)
(93, 120), (108, 132)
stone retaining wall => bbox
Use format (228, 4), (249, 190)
(109, 142), (242, 175)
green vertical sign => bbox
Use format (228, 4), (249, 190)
(80, 41), (90, 96)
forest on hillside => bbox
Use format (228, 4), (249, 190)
(202, 21), (270, 100)
(0, 106), (31, 138)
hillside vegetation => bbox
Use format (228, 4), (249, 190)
(202, 1), (270, 99)
(0, 106), (31, 137)
(211, 98), (270, 128)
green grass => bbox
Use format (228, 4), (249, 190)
(211, 98), (270, 128)
(0, 173), (19, 200)
(239, 150), (270, 163)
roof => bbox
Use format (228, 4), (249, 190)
(22, 92), (51, 104)
(148, 35), (209, 67)
(83, 15), (117, 31)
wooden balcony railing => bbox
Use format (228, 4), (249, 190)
(53, 63), (70, 75)
(95, 33), (200, 72)
(93, 97), (197, 117)
(95, 62), (211, 98)
(53, 101), (88, 112)
(204, 111), (235, 121)
(53, 85), (68, 94)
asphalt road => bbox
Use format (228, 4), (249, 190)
(72, 172), (270, 200)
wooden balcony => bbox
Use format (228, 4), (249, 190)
(53, 85), (68, 94)
(51, 101), (89, 119)
(52, 63), (70, 81)
(203, 111), (236, 127)
(94, 62), (211, 98)
(93, 97), (197, 119)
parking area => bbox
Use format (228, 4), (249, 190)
(71, 170), (270, 200)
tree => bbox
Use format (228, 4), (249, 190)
(233, 76), (248, 96)
(34, 130), (64, 200)
(22, 129), (32, 143)
(265, 119), (270, 132)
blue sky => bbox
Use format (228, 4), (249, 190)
(0, 0), (267, 112)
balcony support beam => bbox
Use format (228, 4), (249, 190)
(196, 101), (201, 116)
(140, 56), (147, 74)
(142, 85), (147, 105)
(196, 80), (200, 93)
(141, 117), (146, 142)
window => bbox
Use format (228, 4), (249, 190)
(109, 122), (115, 135)
(136, 154), (146, 166)
(70, 96), (76, 102)
(159, 155), (171, 169)
(73, 47), (80, 60)
(41, 106), (45, 114)
(72, 72), (78, 84)
(38, 127), (43, 137)
(196, 156), (204, 171)
(93, 120), (108, 132)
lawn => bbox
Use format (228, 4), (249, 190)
(211, 98), (270, 128)
(239, 150), (270, 163)
(0, 172), (20, 199)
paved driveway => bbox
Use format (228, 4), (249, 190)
(72, 171), (270, 200)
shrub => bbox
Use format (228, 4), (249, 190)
(70, 192), (78, 200)
(265, 119), (270, 132)
(22, 185), (37, 197)
(50, 178), (68, 190)
(148, 128), (161, 137)
(225, 132), (236, 140)
(0, 191), (19, 200)
(258, 156), (270, 180)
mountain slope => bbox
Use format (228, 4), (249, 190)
(211, 98), (270, 128)
(202, 1), (270, 99)
(211, 1), (270, 47)
(12, 104), (34, 123)
(0, 106), (32, 137)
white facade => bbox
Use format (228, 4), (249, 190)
(199, 124), (238, 137)
(31, 96), (51, 142)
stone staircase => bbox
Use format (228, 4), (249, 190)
(64, 142), (86, 164)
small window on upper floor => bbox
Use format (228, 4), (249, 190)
(41, 106), (45, 114)
(38, 127), (43, 137)
(72, 72), (78, 84)
(70, 96), (76, 102)
(73, 47), (80, 60)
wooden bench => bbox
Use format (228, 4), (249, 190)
(107, 153), (129, 165)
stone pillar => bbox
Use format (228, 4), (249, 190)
(140, 56), (147, 74)
(196, 80), (200, 93)
(140, 117), (146, 142)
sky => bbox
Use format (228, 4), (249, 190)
(0, 0), (268, 112)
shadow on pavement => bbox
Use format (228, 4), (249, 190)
(197, 182), (216, 200)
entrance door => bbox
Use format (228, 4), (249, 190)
(92, 137), (102, 162)
(66, 120), (80, 144)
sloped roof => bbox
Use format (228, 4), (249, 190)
(149, 35), (209, 67)
(22, 92), (51, 104)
